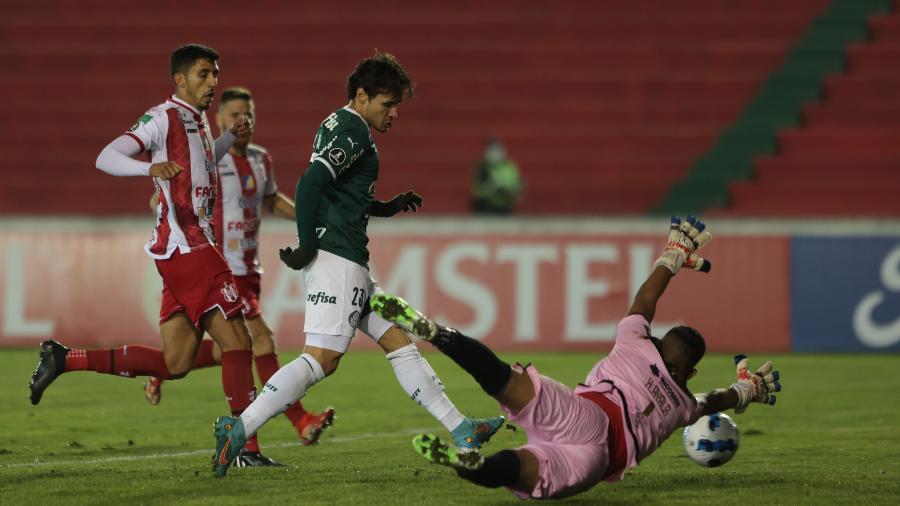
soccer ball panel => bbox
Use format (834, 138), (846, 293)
(682, 412), (739, 467)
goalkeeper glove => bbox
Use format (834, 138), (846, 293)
(730, 354), (781, 414)
(653, 215), (712, 275)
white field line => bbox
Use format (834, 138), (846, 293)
(0, 427), (437, 469)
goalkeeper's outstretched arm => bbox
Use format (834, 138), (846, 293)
(627, 266), (674, 323)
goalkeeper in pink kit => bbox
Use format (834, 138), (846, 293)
(370, 216), (782, 500)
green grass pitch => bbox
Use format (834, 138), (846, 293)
(1, 349), (898, 505)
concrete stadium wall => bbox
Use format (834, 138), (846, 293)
(1, 217), (899, 352)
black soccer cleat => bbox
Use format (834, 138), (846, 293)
(232, 450), (285, 468)
(29, 340), (69, 405)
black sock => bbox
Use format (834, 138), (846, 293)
(456, 450), (521, 488)
(432, 327), (512, 397)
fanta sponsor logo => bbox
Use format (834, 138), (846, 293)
(195, 186), (215, 198)
(227, 220), (258, 232)
(308, 291), (337, 305)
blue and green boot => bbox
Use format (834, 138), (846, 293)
(212, 416), (247, 477)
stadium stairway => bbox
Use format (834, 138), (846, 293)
(0, 0), (829, 215)
(660, 0), (899, 217)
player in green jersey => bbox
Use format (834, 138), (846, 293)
(211, 52), (504, 477)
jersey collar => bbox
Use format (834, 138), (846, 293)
(342, 105), (369, 129)
(168, 95), (202, 119)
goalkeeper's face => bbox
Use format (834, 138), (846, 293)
(359, 91), (402, 133)
(658, 336), (698, 386)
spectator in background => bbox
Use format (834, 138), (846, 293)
(471, 137), (523, 215)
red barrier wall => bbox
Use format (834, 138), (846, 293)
(0, 220), (790, 352)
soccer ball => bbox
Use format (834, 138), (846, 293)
(682, 412), (739, 467)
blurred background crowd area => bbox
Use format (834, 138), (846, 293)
(1, 0), (898, 217)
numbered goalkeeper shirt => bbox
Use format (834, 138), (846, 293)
(296, 106), (378, 268)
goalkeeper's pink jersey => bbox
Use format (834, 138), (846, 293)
(574, 314), (703, 469)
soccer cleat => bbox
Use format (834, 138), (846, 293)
(29, 340), (69, 405)
(370, 293), (437, 341)
(296, 407), (336, 446)
(212, 416), (247, 477)
(232, 449), (285, 468)
(413, 433), (484, 471)
(451, 415), (505, 450)
(144, 377), (163, 406)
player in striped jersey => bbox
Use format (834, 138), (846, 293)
(145, 88), (336, 456)
(28, 45), (259, 453)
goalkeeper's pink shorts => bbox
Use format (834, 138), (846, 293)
(501, 365), (626, 500)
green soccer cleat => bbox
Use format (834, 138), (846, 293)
(370, 293), (437, 341)
(451, 415), (505, 450)
(211, 416), (247, 477)
(413, 433), (484, 471)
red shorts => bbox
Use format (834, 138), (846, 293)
(234, 273), (262, 319)
(156, 246), (244, 328)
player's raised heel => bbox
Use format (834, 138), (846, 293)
(297, 407), (337, 446)
(413, 433), (484, 471)
(370, 293), (437, 341)
(451, 416), (505, 450)
(144, 377), (163, 406)
(29, 340), (69, 406)
(212, 416), (247, 477)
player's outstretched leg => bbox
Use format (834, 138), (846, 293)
(372, 294), (509, 450)
(29, 340), (68, 405)
(371, 294), (514, 399)
(144, 339), (218, 406)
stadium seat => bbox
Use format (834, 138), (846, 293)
(0, 0), (831, 215)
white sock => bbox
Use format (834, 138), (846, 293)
(386, 343), (466, 431)
(240, 353), (324, 436)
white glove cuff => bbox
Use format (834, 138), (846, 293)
(654, 250), (685, 274)
(730, 382), (752, 413)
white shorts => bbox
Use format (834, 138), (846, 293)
(303, 249), (393, 348)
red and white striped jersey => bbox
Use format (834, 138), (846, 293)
(213, 144), (277, 276)
(127, 96), (219, 259)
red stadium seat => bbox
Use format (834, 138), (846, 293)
(0, 0), (831, 215)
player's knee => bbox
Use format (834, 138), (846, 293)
(164, 359), (192, 379)
(376, 325), (412, 353)
(163, 351), (195, 378)
(251, 332), (276, 357)
(318, 354), (342, 376)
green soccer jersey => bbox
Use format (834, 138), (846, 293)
(306, 106), (378, 267)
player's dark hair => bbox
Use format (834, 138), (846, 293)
(346, 51), (415, 101)
(219, 87), (253, 107)
(170, 43), (219, 76)
(668, 325), (706, 369)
